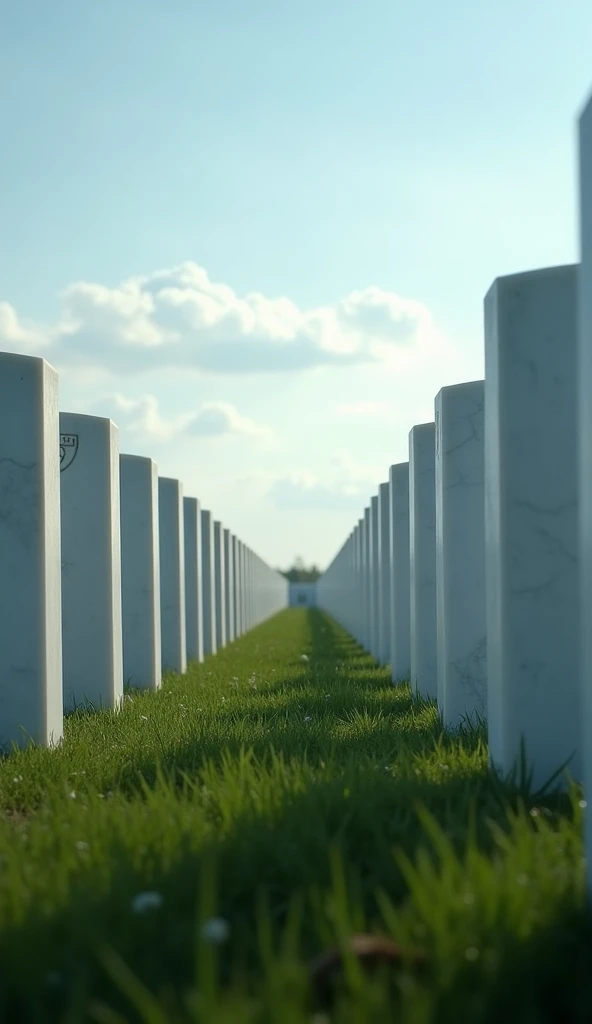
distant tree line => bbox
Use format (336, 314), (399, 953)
(279, 556), (321, 583)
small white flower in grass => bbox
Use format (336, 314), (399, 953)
(529, 807), (540, 818)
(304, 716), (312, 722)
(300, 655), (309, 663)
(131, 891), (163, 914)
(201, 917), (230, 944)
(13, 776), (22, 783)
(580, 799), (587, 809)
(140, 715), (148, 721)
(69, 791), (76, 799)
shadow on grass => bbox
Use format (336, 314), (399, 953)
(0, 609), (585, 1022)
(0, 758), (529, 1021)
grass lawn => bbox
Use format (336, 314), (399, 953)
(0, 607), (588, 1022)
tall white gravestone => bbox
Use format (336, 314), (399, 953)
(223, 528), (235, 644)
(487, 265), (581, 787)
(240, 543), (249, 634)
(435, 381), (487, 729)
(183, 496), (204, 665)
(354, 518), (361, 645)
(60, 413), (123, 711)
(370, 496), (380, 660)
(363, 507), (371, 653)
(120, 454), (161, 690)
(389, 462), (411, 683)
(0, 353), (63, 748)
(354, 520), (364, 647)
(409, 423), (438, 700)
(232, 534), (241, 638)
(201, 510), (216, 656)
(158, 478), (187, 674)
(214, 521), (227, 650)
(377, 483), (392, 665)
(579, 93), (592, 891)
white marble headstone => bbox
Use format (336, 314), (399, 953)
(213, 521), (227, 649)
(200, 510), (217, 656)
(409, 423), (438, 699)
(158, 477), (186, 674)
(363, 508), (372, 653)
(60, 412), (123, 711)
(120, 454), (161, 691)
(223, 528), (235, 644)
(486, 265), (581, 787)
(356, 518), (364, 647)
(579, 92), (592, 890)
(435, 381), (487, 729)
(183, 496), (204, 665)
(377, 483), (392, 666)
(240, 543), (249, 634)
(0, 353), (64, 748)
(389, 462), (411, 683)
(232, 534), (241, 638)
(370, 495), (380, 660)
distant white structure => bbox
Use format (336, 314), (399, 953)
(289, 581), (317, 607)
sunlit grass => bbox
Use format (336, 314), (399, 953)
(0, 608), (588, 1022)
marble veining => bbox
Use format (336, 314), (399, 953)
(409, 422), (438, 699)
(0, 354), (63, 750)
(485, 263), (580, 788)
(390, 462), (411, 682)
(60, 412), (124, 712)
(158, 476), (187, 674)
(435, 381), (487, 729)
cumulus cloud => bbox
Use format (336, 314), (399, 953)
(0, 302), (47, 353)
(82, 393), (272, 443)
(267, 453), (385, 511)
(0, 262), (447, 377)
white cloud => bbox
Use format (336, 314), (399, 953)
(0, 262), (451, 377)
(337, 286), (432, 343)
(262, 452), (386, 511)
(80, 393), (272, 443)
(0, 302), (47, 353)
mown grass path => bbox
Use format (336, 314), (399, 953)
(0, 609), (588, 1022)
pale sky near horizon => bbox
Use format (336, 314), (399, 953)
(1, 0), (591, 570)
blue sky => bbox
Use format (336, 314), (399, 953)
(2, 0), (591, 568)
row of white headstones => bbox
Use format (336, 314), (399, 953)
(0, 361), (289, 751)
(317, 91), (592, 878)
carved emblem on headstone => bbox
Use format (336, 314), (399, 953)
(60, 434), (79, 472)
